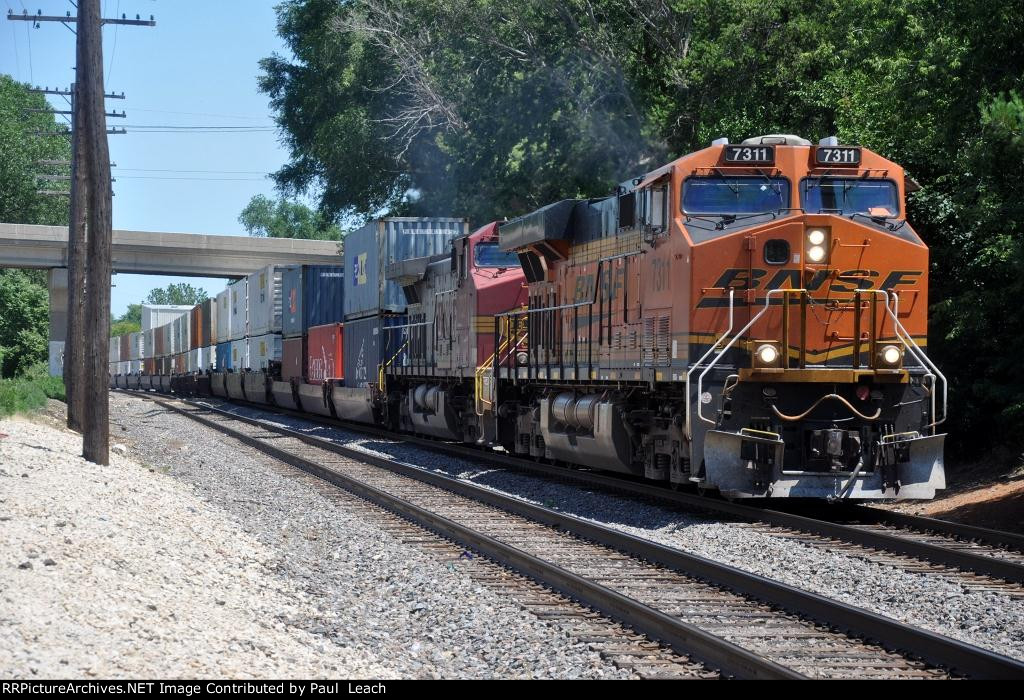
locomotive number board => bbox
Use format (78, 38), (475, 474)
(815, 146), (862, 166)
(723, 145), (775, 164)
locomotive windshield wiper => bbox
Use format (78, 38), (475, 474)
(848, 211), (906, 231)
(684, 211), (779, 230)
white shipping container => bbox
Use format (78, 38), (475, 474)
(202, 345), (216, 371)
(229, 278), (247, 341)
(129, 332), (143, 360)
(215, 289), (230, 344)
(174, 313), (192, 354)
(109, 337), (120, 363)
(162, 323), (175, 356)
(141, 304), (192, 332)
(247, 265), (287, 337)
(143, 328), (155, 359)
(130, 359), (142, 374)
(230, 338), (248, 370)
(247, 333), (283, 371)
(119, 361), (130, 375)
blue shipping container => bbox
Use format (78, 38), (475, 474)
(283, 265), (345, 338)
(343, 218), (468, 320)
(215, 341), (233, 371)
(343, 313), (408, 389)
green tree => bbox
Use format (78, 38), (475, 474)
(260, 0), (1024, 456)
(0, 75), (72, 377)
(0, 270), (49, 378)
(145, 283), (209, 306)
(239, 194), (343, 240)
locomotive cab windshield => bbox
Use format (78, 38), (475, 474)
(801, 176), (900, 216)
(682, 175), (790, 215)
(474, 241), (520, 269)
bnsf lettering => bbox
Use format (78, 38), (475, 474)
(699, 268), (922, 307)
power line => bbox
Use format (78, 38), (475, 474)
(130, 107), (269, 121)
(120, 124), (275, 129)
(116, 175), (268, 181)
(117, 167), (269, 174)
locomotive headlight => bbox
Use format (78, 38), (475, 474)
(805, 226), (830, 264)
(878, 344), (903, 368)
(753, 342), (783, 369)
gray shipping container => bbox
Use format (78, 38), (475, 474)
(343, 218), (467, 320)
(343, 313), (408, 389)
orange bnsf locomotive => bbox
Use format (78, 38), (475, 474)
(422, 134), (942, 500)
(124, 134), (946, 501)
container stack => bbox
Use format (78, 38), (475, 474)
(341, 218), (467, 388)
(282, 265), (346, 384)
(246, 265), (289, 372)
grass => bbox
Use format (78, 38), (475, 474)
(0, 363), (66, 418)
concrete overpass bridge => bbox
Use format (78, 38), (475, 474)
(0, 223), (343, 375)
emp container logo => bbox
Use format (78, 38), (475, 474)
(353, 253), (368, 286)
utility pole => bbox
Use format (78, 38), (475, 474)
(14, 8), (153, 447)
(78, 0), (113, 464)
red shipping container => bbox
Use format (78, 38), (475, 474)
(306, 322), (344, 384)
(282, 336), (306, 382)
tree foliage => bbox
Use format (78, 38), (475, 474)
(0, 75), (72, 377)
(145, 284), (209, 307)
(261, 0), (1023, 454)
(239, 194), (343, 240)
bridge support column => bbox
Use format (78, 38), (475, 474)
(48, 268), (68, 377)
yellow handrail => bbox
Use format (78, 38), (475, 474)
(475, 314), (527, 416)
(377, 340), (409, 396)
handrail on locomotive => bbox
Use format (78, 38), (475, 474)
(691, 287), (946, 436)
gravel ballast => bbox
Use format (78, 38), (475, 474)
(196, 396), (1024, 662)
(1, 406), (632, 679)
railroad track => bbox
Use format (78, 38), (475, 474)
(166, 390), (1024, 593)
(133, 392), (1024, 679)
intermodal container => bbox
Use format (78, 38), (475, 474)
(173, 353), (186, 375)
(247, 333), (283, 371)
(215, 289), (231, 343)
(142, 328), (155, 359)
(173, 314), (192, 354)
(155, 325), (167, 357)
(108, 337), (120, 363)
(230, 338), (248, 370)
(190, 304), (202, 350)
(228, 277), (247, 341)
(129, 332), (142, 360)
(343, 218), (467, 320)
(282, 336), (306, 382)
(307, 322), (344, 384)
(215, 341), (233, 371)
(283, 265), (346, 338)
(141, 304), (192, 332)
(342, 314), (407, 388)
(200, 298), (216, 347)
(248, 265), (289, 337)
(143, 357), (157, 375)
(119, 334), (130, 360)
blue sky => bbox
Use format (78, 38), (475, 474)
(2, 1), (297, 317)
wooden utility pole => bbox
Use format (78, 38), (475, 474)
(79, 0), (112, 465)
(66, 79), (88, 433)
